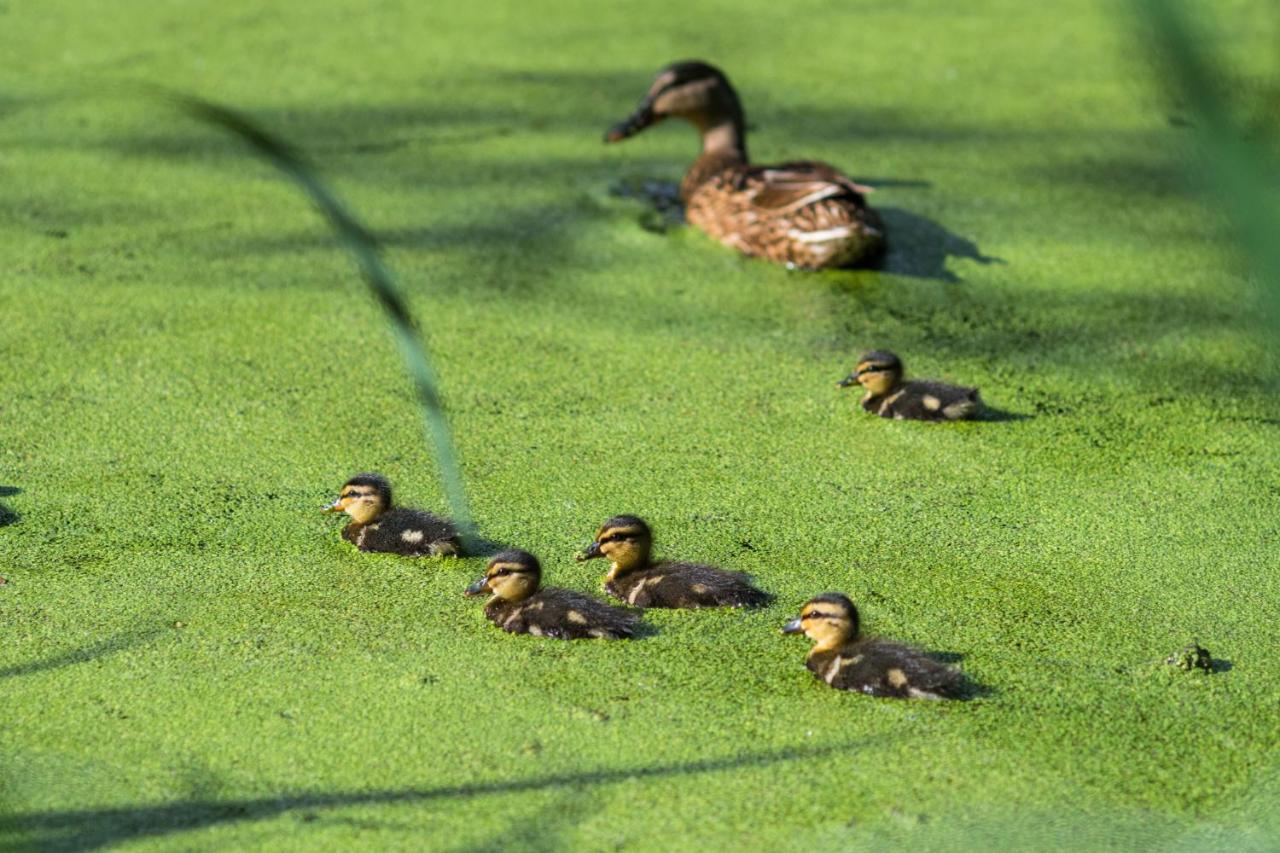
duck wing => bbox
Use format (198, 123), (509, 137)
(745, 161), (874, 212)
(627, 562), (770, 609)
(531, 588), (640, 639)
(490, 590), (638, 639)
(823, 640), (965, 699)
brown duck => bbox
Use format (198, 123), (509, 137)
(323, 472), (461, 557)
(576, 515), (769, 608)
(838, 350), (982, 421)
(605, 60), (885, 270)
(782, 593), (965, 699)
(464, 549), (640, 640)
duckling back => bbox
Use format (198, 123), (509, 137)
(343, 508), (460, 556)
(865, 380), (982, 422)
(607, 561), (770, 609)
(807, 639), (964, 700)
(485, 588), (639, 640)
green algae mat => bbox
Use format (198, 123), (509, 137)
(3, 0), (1279, 849)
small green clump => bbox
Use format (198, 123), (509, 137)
(1166, 642), (1213, 673)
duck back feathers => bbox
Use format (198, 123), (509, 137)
(863, 380), (982, 421)
(606, 561), (770, 609)
(343, 508), (460, 556)
(485, 588), (639, 640)
(806, 639), (965, 699)
(684, 160), (884, 270)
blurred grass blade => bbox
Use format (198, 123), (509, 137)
(1135, 0), (1280, 323)
(168, 94), (478, 550)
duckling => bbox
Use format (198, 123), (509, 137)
(838, 350), (982, 421)
(605, 60), (884, 270)
(782, 593), (965, 699)
(323, 472), (460, 557)
(464, 549), (640, 640)
(576, 515), (769, 608)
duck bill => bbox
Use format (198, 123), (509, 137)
(575, 541), (603, 562)
(604, 102), (657, 143)
(781, 617), (804, 635)
(322, 499), (343, 513)
(836, 374), (859, 389)
(463, 577), (491, 598)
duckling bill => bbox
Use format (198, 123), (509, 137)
(324, 473), (461, 557)
(783, 593), (965, 699)
(465, 550), (640, 640)
(605, 60), (884, 270)
(838, 350), (982, 421)
(577, 515), (769, 608)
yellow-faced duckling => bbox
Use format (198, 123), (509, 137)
(782, 593), (964, 700)
(605, 60), (884, 270)
(324, 473), (461, 557)
(576, 515), (769, 608)
(464, 549), (640, 640)
(838, 350), (982, 421)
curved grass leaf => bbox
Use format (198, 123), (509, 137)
(164, 93), (478, 551)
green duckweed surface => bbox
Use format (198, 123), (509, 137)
(2, 0), (1279, 849)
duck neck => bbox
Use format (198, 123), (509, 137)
(681, 120), (748, 200)
(605, 548), (651, 582)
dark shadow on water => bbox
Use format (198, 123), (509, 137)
(0, 484), (20, 529)
(854, 177), (933, 190)
(877, 207), (1003, 282)
(5, 740), (881, 850)
(0, 625), (166, 681)
(976, 406), (1034, 423)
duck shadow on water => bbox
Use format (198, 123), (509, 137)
(875, 207), (1003, 283)
(0, 484), (22, 528)
(975, 406), (1034, 424)
(926, 650), (995, 699)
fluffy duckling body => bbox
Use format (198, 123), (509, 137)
(324, 473), (460, 557)
(838, 350), (982, 421)
(577, 515), (769, 608)
(465, 550), (640, 640)
(606, 60), (884, 270)
(783, 593), (964, 700)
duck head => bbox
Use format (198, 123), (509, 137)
(576, 514), (653, 579)
(783, 593), (861, 652)
(838, 350), (904, 397)
(605, 60), (747, 158)
(324, 472), (391, 525)
(465, 549), (542, 603)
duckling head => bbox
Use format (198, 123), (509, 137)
(783, 593), (861, 651)
(323, 473), (391, 525)
(605, 60), (746, 154)
(838, 350), (903, 397)
(464, 549), (542, 603)
(575, 515), (653, 579)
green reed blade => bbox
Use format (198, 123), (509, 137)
(168, 94), (478, 551)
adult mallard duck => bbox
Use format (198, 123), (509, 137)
(464, 549), (641, 640)
(576, 515), (769, 608)
(838, 350), (983, 421)
(323, 472), (461, 557)
(782, 593), (966, 699)
(605, 60), (885, 270)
